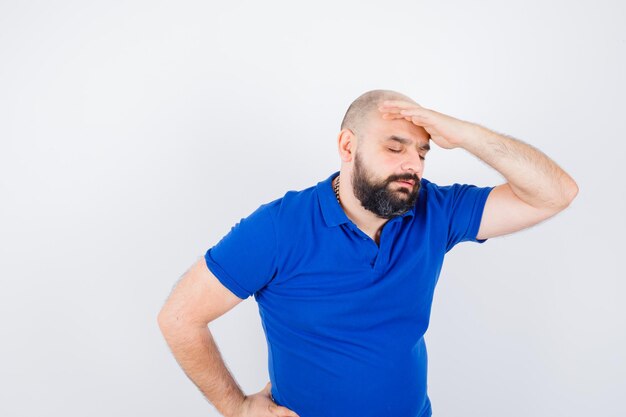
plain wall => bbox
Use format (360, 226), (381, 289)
(1, 1), (624, 416)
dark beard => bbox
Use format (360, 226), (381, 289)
(351, 151), (420, 219)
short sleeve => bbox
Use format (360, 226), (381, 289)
(438, 182), (495, 252)
(204, 203), (279, 300)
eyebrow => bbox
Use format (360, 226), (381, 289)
(386, 135), (431, 151)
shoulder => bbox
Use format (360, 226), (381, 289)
(420, 178), (488, 203)
(419, 177), (452, 206)
(254, 182), (319, 227)
(272, 182), (318, 212)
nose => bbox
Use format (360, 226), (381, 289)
(401, 152), (423, 178)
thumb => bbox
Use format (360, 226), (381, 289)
(263, 381), (272, 395)
(269, 403), (300, 417)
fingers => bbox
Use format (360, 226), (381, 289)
(264, 381), (299, 417)
(400, 109), (429, 121)
(381, 112), (406, 120)
(379, 106), (406, 115)
(381, 112), (427, 128)
(379, 99), (427, 114)
(383, 107), (427, 117)
(268, 403), (300, 417)
(379, 99), (422, 108)
(379, 100), (429, 121)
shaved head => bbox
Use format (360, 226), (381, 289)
(340, 89), (417, 138)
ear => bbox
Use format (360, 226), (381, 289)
(337, 128), (355, 162)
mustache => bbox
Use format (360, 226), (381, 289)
(389, 175), (419, 183)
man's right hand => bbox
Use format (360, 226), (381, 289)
(234, 381), (300, 417)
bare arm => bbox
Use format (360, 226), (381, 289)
(379, 100), (579, 239)
(158, 322), (246, 417)
(158, 257), (246, 417)
(459, 125), (578, 240)
(459, 125), (578, 210)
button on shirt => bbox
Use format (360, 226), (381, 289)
(204, 170), (494, 417)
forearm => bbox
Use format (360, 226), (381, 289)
(158, 321), (246, 417)
(460, 124), (578, 209)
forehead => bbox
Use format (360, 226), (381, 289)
(366, 116), (431, 150)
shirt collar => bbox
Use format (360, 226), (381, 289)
(316, 170), (416, 228)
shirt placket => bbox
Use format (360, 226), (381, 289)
(344, 220), (395, 273)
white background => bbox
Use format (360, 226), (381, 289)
(1, 1), (624, 416)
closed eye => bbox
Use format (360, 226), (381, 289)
(388, 148), (426, 160)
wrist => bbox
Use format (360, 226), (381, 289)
(226, 394), (248, 417)
(458, 123), (488, 151)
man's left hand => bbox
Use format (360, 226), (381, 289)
(378, 100), (479, 150)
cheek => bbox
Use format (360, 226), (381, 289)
(382, 154), (402, 169)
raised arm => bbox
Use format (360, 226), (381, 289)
(378, 100), (579, 240)
(461, 126), (578, 240)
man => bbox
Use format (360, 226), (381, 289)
(157, 89), (578, 417)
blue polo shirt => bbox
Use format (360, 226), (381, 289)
(204, 170), (494, 417)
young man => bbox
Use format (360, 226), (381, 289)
(158, 89), (578, 417)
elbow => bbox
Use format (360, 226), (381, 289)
(565, 178), (579, 206)
(157, 311), (185, 341)
(157, 308), (177, 331)
(157, 310), (168, 331)
(158, 308), (207, 334)
(557, 179), (579, 209)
